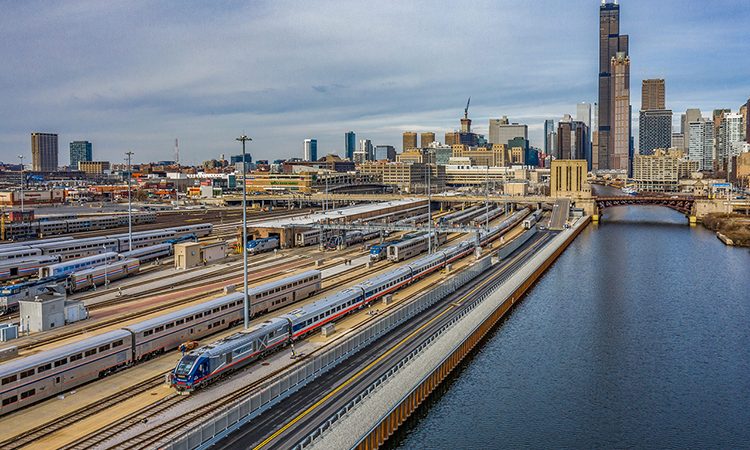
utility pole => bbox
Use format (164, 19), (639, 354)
(427, 163), (432, 254)
(17, 155), (24, 213)
(125, 151), (134, 252)
(236, 134), (252, 329)
(485, 164), (490, 231)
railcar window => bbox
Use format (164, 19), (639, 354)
(165, 323), (174, 329)
(37, 363), (52, 373)
(85, 349), (96, 357)
(143, 330), (153, 336)
(113, 340), (123, 347)
(20, 369), (34, 379)
(155, 326), (164, 332)
(70, 353), (83, 361)
(185, 316), (193, 322)
(20, 389), (35, 399)
(220, 305), (228, 310)
(212, 308), (220, 313)
(2, 396), (18, 406)
(176, 319), (185, 325)
(1, 375), (17, 385)
(98, 344), (111, 352)
(54, 358), (67, 367)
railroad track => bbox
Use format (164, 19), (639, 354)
(67, 269), (446, 450)
(0, 373), (168, 450)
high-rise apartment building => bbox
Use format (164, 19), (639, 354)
(671, 133), (685, 152)
(743, 99), (749, 144)
(610, 52), (631, 171)
(420, 132), (435, 149)
(688, 119), (713, 171)
(31, 132), (58, 172)
(489, 116), (528, 147)
(402, 131), (418, 151)
(345, 131), (356, 160)
(681, 108), (702, 151)
(576, 103), (592, 129)
(639, 110), (673, 155)
(641, 79), (665, 110)
(597, 1), (629, 170)
(720, 113), (744, 169)
(303, 139), (318, 161)
(69, 141), (92, 170)
(359, 139), (374, 161)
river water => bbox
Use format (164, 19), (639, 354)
(394, 200), (750, 449)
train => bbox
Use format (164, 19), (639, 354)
(294, 230), (331, 247)
(67, 259), (140, 292)
(323, 231), (379, 250)
(369, 240), (400, 261)
(2, 213), (157, 240)
(170, 234), (495, 392)
(118, 243), (172, 262)
(522, 209), (544, 229)
(38, 252), (119, 278)
(386, 232), (448, 262)
(470, 206), (505, 227)
(438, 205), (485, 225)
(0, 224), (211, 262)
(0, 255), (61, 282)
(0, 276), (68, 315)
(0, 270), (322, 415)
(246, 238), (279, 255)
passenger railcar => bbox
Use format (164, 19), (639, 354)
(109, 230), (177, 252)
(0, 255), (61, 282)
(295, 229), (330, 247)
(118, 243), (172, 262)
(0, 330), (133, 415)
(523, 209), (544, 229)
(39, 252), (119, 278)
(35, 237), (119, 260)
(0, 248), (42, 261)
(169, 224), (212, 238)
(0, 276), (67, 315)
(125, 293), (246, 361)
(387, 232), (447, 262)
(247, 270), (321, 316)
(67, 258), (140, 292)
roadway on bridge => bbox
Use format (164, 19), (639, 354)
(549, 198), (570, 231)
(217, 231), (557, 450)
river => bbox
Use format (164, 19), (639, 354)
(394, 197), (750, 449)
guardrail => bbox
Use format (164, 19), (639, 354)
(165, 257), (492, 450)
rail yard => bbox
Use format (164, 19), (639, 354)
(0, 196), (577, 450)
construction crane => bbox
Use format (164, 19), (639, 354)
(464, 97), (471, 119)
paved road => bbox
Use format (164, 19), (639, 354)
(548, 198), (570, 231)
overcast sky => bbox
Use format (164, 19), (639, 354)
(1, 0), (748, 166)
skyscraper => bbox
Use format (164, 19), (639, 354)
(641, 79), (665, 110)
(359, 139), (374, 161)
(345, 131), (356, 161)
(688, 119), (713, 171)
(610, 51), (631, 171)
(420, 132), (435, 148)
(31, 132), (58, 172)
(402, 132), (418, 151)
(745, 99), (750, 144)
(303, 139), (318, 161)
(597, 1), (629, 170)
(681, 108), (702, 151)
(69, 141), (92, 170)
(576, 103), (592, 129)
(544, 119), (555, 156)
(639, 79), (671, 155)
(556, 116), (590, 161)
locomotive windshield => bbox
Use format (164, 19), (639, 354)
(174, 355), (198, 376)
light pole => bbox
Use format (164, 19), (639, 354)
(17, 155), (24, 213)
(103, 244), (108, 287)
(427, 163), (432, 254)
(125, 151), (134, 252)
(236, 134), (252, 329)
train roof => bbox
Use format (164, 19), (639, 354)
(0, 276), (67, 293)
(70, 258), (139, 277)
(123, 291), (245, 333)
(118, 243), (172, 256)
(197, 317), (290, 358)
(44, 252), (119, 270)
(0, 255), (60, 268)
(33, 237), (118, 249)
(0, 329), (132, 377)
(357, 266), (411, 289)
(247, 270), (320, 294)
(280, 288), (363, 322)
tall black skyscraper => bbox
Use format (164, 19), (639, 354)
(597, 1), (629, 170)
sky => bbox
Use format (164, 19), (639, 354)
(1, 0), (748, 166)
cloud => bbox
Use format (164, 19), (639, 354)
(0, 0), (748, 164)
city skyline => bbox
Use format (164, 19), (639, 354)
(0, 1), (748, 165)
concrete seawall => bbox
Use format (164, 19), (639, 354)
(310, 216), (590, 450)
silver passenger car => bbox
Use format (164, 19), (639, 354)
(0, 329), (133, 415)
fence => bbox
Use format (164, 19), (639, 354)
(166, 257), (492, 450)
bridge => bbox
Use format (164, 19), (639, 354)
(595, 196), (695, 215)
